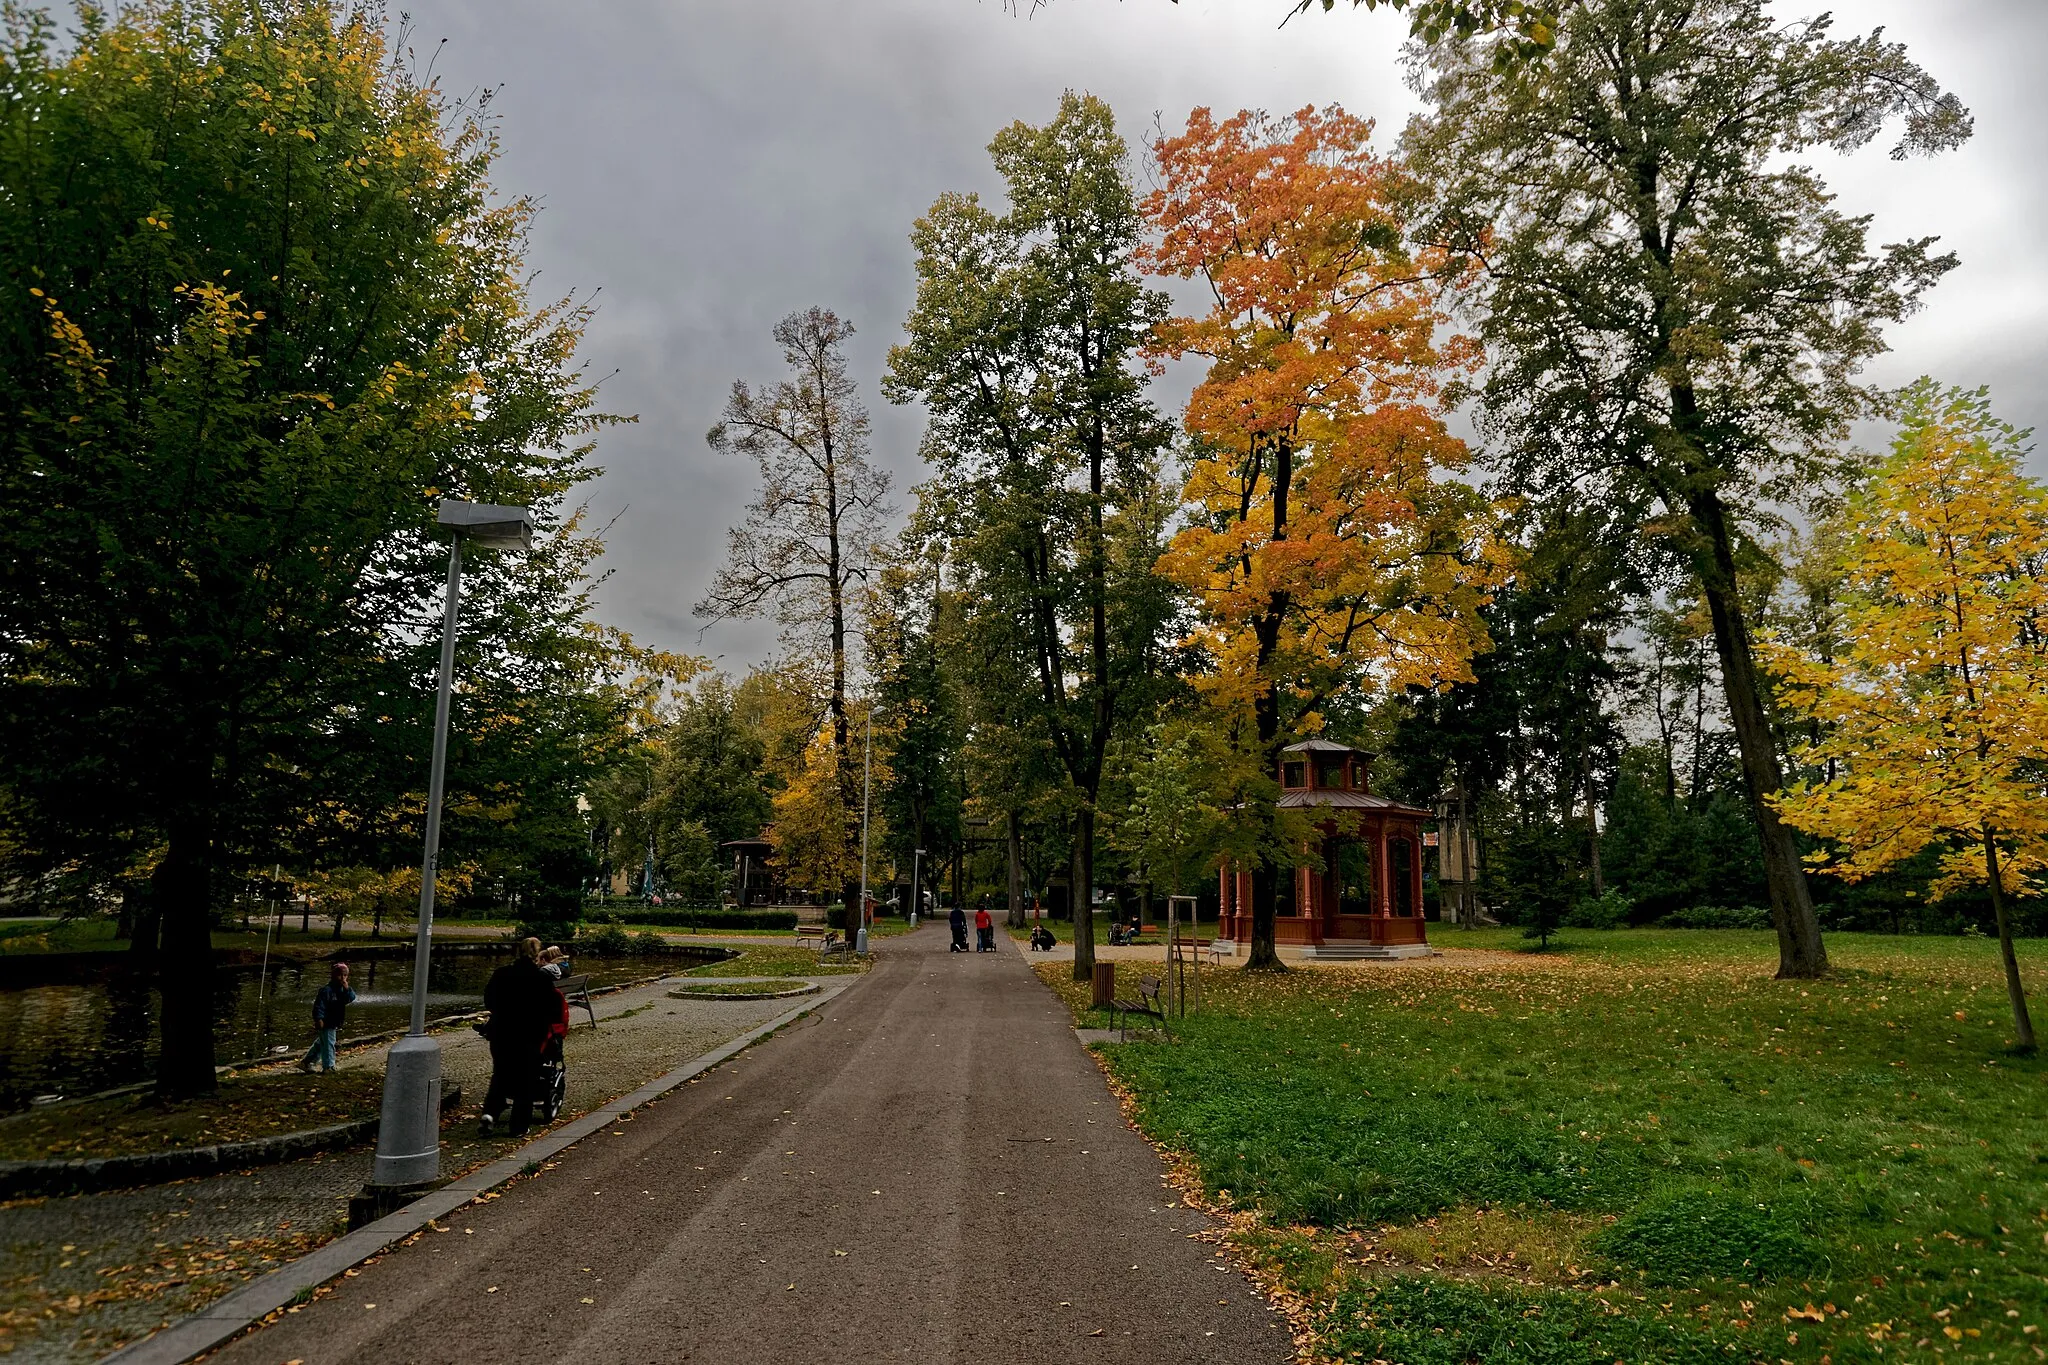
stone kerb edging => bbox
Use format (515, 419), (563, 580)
(0, 1086), (462, 1200)
(98, 981), (850, 1365)
(666, 981), (822, 1002)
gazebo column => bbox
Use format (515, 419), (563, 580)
(1376, 819), (1391, 944)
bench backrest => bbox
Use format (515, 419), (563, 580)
(556, 974), (589, 996)
(1138, 975), (1162, 1002)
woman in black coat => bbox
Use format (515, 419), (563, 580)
(480, 937), (561, 1137)
(948, 904), (968, 953)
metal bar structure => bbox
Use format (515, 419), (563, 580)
(1165, 894), (1200, 1019)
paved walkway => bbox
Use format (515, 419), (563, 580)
(212, 927), (1289, 1364)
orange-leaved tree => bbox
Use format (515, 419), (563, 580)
(1767, 380), (2042, 1053)
(1140, 106), (1499, 970)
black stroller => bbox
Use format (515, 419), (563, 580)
(536, 1033), (567, 1122)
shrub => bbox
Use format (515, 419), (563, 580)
(614, 908), (799, 931)
(630, 930), (667, 953)
(1593, 1188), (1819, 1284)
(515, 918), (580, 947)
(1563, 888), (1631, 929)
(575, 923), (634, 957)
(1658, 905), (1771, 930)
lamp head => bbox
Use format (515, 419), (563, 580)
(437, 498), (534, 552)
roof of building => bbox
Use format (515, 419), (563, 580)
(1282, 738), (1377, 756)
(1276, 789), (1432, 816)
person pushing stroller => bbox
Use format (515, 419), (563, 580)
(479, 937), (564, 1137)
(948, 903), (968, 953)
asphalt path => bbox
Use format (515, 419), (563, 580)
(211, 925), (1291, 1364)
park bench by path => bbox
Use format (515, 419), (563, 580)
(794, 923), (840, 951)
(1111, 974), (1167, 1042)
(555, 974), (598, 1029)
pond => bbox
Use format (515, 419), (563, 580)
(0, 949), (706, 1113)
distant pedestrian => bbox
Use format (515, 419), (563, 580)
(480, 937), (560, 1137)
(1030, 924), (1056, 952)
(300, 962), (356, 1074)
(948, 904), (968, 953)
(974, 905), (995, 952)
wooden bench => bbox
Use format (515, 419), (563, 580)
(554, 973), (597, 1030)
(794, 923), (840, 951)
(1111, 974), (1167, 1041)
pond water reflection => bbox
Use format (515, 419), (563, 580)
(0, 951), (688, 1113)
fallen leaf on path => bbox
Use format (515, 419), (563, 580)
(1088, 1328), (1104, 1336)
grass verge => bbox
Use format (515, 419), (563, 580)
(0, 1071), (383, 1161)
(1039, 930), (2047, 1364)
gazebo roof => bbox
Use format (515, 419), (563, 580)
(1282, 738), (1374, 756)
(1277, 789), (1432, 816)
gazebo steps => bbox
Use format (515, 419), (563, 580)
(1295, 942), (1435, 961)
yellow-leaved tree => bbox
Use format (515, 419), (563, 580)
(1767, 380), (2042, 1053)
(1140, 106), (1500, 969)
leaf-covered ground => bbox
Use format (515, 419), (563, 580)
(0, 1071), (384, 1162)
(1039, 929), (2047, 1364)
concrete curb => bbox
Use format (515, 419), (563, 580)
(666, 982), (821, 1002)
(0, 1086), (461, 1199)
(96, 981), (848, 1365)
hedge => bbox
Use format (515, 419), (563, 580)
(593, 908), (799, 931)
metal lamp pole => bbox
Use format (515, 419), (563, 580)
(910, 847), (924, 929)
(855, 708), (873, 954)
(364, 501), (533, 1208)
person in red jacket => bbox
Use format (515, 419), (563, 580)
(974, 903), (995, 953)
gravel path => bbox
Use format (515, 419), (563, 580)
(0, 970), (814, 1364)
(208, 925), (1290, 1365)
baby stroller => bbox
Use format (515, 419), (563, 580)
(536, 1033), (567, 1122)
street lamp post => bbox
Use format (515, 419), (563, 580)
(354, 500), (533, 1225)
(855, 708), (873, 954)
(910, 847), (925, 929)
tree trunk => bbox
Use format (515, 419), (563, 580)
(1247, 864), (1280, 970)
(1006, 811), (1025, 930)
(1582, 747), (1604, 899)
(153, 825), (218, 1098)
(1983, 831), (2037, 1054)
(1070, 808), (1097, 981)
(1455, 774), (1472, 925)
(951, 843), (964, 924)
(1688, 487), (1827, 979)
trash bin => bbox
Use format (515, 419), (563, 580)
(1090, 961), (1115, 1011)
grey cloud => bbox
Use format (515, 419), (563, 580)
(399, 0), (2048, 667)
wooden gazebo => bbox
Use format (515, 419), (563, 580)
(1216, 740), (1433, 959)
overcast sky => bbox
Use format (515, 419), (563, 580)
(396, 0), (2048, 671)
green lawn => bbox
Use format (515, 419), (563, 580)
(1039, 929), (2046, 1363)
(683, 942), (870, 977)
